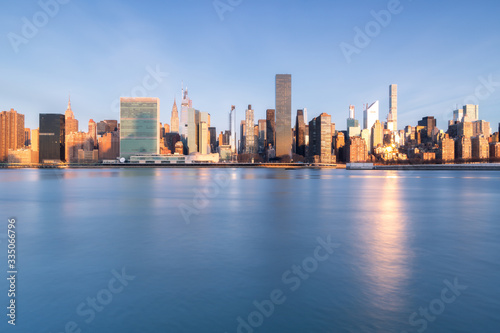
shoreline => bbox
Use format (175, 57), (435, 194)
(2, 163), (500, 170)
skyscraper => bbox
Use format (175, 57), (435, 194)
(65, 96), (79, 135)
(229, 106), (237, 154)
(266, 109), (275, 148)
(389, 84), (398, 131)
(187, 108), (199, 154)
(39, 114), (65, 162)
(347, 105), (360, 136)
(66, 132), (94, 163)
(245, 105), (256, 154)
(31, 128), (39, 152)
(295, 109), (305, 156)
(258, 119), (266, 153)
(371, 120), (383, 151)
(275, 74), (292, 157)
(98, 131), (120, 161)
(364, 101), (379, 130)
(171, 99), (179, 133)
(180, 86), (192, 143)
(0, 109), (25, 162)
(88, 119), (97, 148)
(308, 113), (332, 163)
(463, 104), (479, 122)
(119, 97), (160, 160)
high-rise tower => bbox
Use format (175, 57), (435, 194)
(171, 99), (179, 133)
(65, 96), (79, 135)
(389, 84), (398, 131)
(364, 101), (379, 131)
(245, 105), (256, 154)
(275, 74), (292, 157)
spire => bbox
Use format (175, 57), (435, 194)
(67, 94), (72, 111)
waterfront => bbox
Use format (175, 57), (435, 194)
(0, 168), (499, 332)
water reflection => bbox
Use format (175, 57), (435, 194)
(358, 174), (411, 312)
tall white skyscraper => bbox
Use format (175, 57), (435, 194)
(245, 105), (256, 154)
(389, 84), (398, 131)
(363, 101), (379, 131)
(180, 85), (192, 143)
(229, 106), (237, 153)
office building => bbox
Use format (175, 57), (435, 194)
(39, 114), (65, 162)
(258, 119), (266, 153)
(471, 136), (489, 160)
(209, 127), (217, 153)
(244, 105), (256, 154)
(295, 109), (306, 156)
(199, 121), (208, 154)
(24, 128), (31, 147)
(364, 101), (379, 130)
(0, 109), (25, 162)
(463, 104), (479, 122)
(473, 120), (491, 137)
(186, 108), (199, 154)
(8, 149), (38, 164)
(65, 97), (79, 135)
(31, 128), (39, 152)
(266, 109), (275, 148)
(98, 131), (120, 161)
(439, 136), (455, 162)
(309, 113), (332, 163)
(119, 97), (160, 160)
(418, 116), (437, 143)
(389, 84), (398, 131)
(458, 121), (473, 138)
(371, 120), (383, 151)
(88, 119), (97, 148)
(275, 74), (292, 157)
(346, 136), (368, 163)
(347, 105), (360, 130)
(180, 86), (192, 143)
(66, 132), (94, 163)
(455, 136), (472, 160)
(490, 142), (500, 159)
(97, 120), (118, 136)
(171, 99), (179, 133)
(360, 128), (371, 154)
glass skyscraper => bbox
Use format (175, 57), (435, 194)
(275, 74), (292, 157)
(39, 114), (65, 162)
(120, 97), (159, 160)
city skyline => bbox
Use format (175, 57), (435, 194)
(2, 1), (500, 133)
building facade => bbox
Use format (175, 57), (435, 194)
(39, 114), (65, 162)
(364, 101), (379, 131)
(275, 74), (292, 157)
(119, 97), (160, 160)
(171, 99), (179, 133)
(0, 109), (25, 162)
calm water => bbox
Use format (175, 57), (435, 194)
(0, 168), (499, 333)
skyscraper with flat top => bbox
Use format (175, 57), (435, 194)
(39, 114), (65, 162)
(0, 109), (25, 162)
(295, 109), (305, 156)
(266, 109), (275, 148)
(389, 84), (398, 131)
(119, 97), (160, 160)
(275, 74), (292, 157)
(245, 105), (256, 154)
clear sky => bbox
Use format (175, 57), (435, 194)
(2, 0), (500, 135)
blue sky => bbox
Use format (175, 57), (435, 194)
(2, 0), (500, 134)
